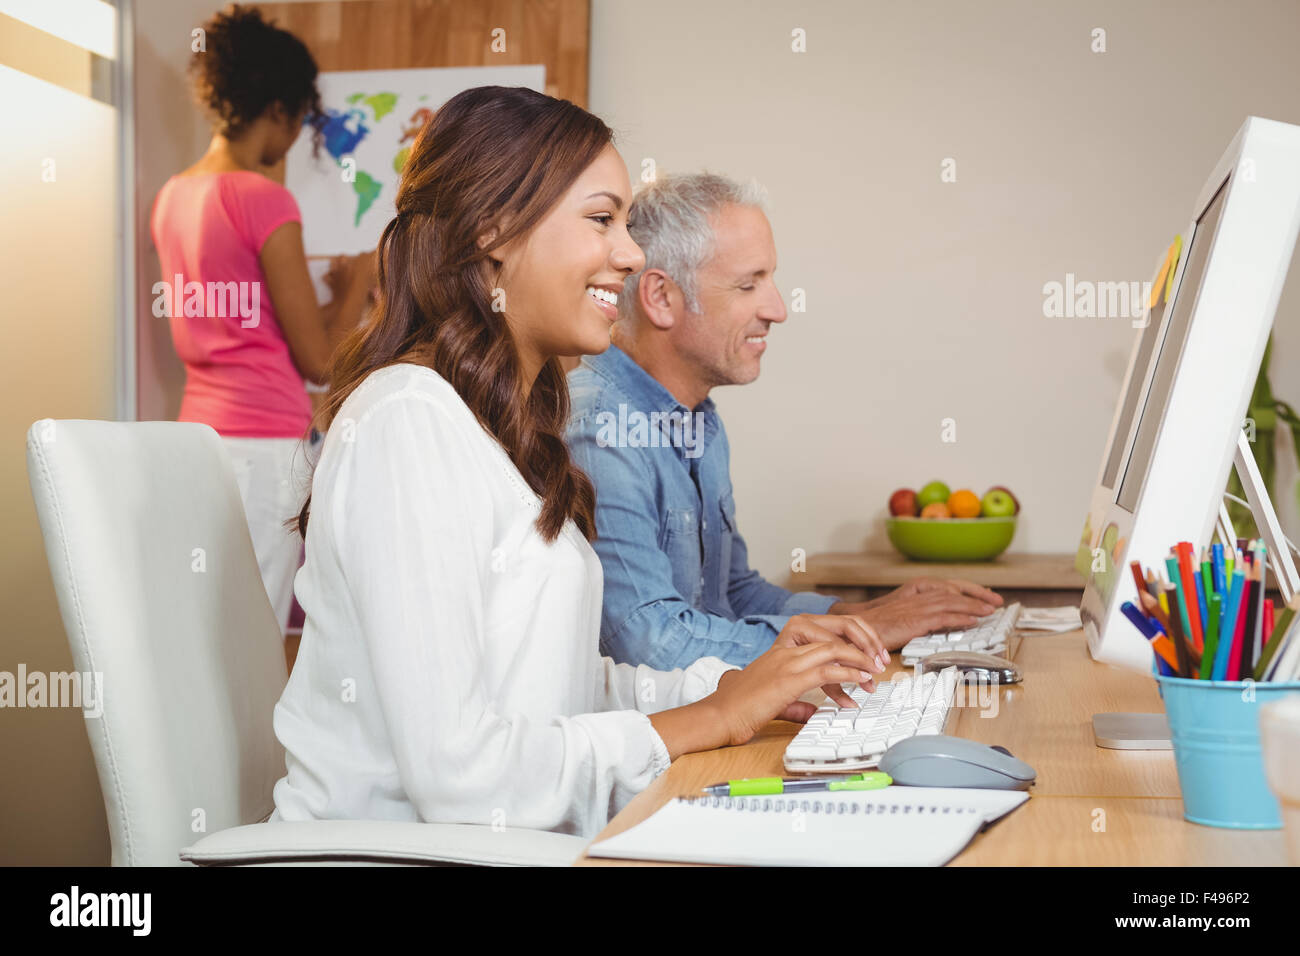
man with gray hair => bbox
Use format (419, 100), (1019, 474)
(566, 172), (1000, 670)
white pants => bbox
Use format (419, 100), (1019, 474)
(223, 435), (312, 636)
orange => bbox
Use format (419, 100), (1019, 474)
(947, 489), (981, 518)
(920, 502), (951, 519)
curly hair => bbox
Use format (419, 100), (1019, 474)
(298, 86), (610, 543)
(189, 4), (321, 143)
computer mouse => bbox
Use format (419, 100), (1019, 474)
(921, 650), (1022, 684)
(878, 735), (1036, 790)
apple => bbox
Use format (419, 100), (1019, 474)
(916, 480), (951, 510)
(889, 488), (919, 517)
(920, 502), (951, 519)
(981, 489), (1016, 518)
(986, 485), (1020, 514)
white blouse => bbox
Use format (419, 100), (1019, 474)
(270, 363), (736, 838)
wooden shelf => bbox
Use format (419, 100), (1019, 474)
(800, 551), (1084, 590)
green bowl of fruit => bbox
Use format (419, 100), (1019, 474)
(885, 481), (1019, 562)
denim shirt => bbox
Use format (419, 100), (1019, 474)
(565, 344), (836, 669)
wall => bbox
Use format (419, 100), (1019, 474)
(133, 0), (227, 424)
(0, 24), (118, 862)
(588, 0), (1300, 585)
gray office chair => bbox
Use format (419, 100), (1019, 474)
(25, 419), (586, 866)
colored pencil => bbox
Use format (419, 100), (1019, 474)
(1269, 600), (1296, 654)
(1158, 585), (1170, 616)
(1253, 546), (1268, 662)
(1213, 569), (1245, 680)
(1233, 571), (1258, 680)
(1165, 585), (1194, 678)
(1176, 542), (1205, 652)
(1195, 571), (1210, 643)
(1199, 592), (1221, 680)
(1144, 621), (1184, 673)
(1121, 601), (1181, 672)
(1212, 542), (1227, 595)
(1166, 556), (1196, 655)
(1130, 561), (1149, 604)
(1253, 596), (1298, 681)
(1266, 605), (1300, 681)
(1138, 589), (1172, 636)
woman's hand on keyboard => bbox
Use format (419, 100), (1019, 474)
(708, 614), (888, 746)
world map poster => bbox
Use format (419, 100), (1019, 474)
(286, 65), (547, 258)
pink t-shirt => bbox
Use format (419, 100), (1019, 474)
(150, 171), (311, 438)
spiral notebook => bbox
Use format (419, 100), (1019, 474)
(588, 786), (1028, 866)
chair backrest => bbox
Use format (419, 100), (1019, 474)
(26, 420), (288, 865)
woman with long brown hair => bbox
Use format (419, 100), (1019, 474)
(270, 86), (888, 837)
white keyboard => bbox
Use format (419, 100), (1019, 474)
(899, 602), (1022, 666)
(783, 667), (962, 773)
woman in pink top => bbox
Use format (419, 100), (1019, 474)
(151, 5), (372, 667)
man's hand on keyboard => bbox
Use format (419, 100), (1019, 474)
(886, 577), (1003, 606)
(828, 585), (1001, 651)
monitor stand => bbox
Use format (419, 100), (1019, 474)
(1091, 430), (1295, 749)
(1092, 713), (1171, 749)
(1230, 431), (1300, 601)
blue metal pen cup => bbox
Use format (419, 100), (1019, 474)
(1156, 675), (1300, 828)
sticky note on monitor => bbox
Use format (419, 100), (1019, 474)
(1148, 235), (1183, 309)
(1164, 235), (1183, 303)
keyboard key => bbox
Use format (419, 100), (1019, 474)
(919, 713), (945, 731)
(793, 743), (838, 759)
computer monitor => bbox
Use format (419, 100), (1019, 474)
(1080, 116), (1300, 675)
(1073, 246), (1176, 577)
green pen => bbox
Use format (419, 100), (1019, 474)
(702, 772), (893, 796)
(1199, 593), (1220, 679)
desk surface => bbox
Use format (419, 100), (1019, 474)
(578, 629), (1289, 866)
(801, 551), (1083, 590)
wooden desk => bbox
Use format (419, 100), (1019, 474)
(578, 629), (1290, 866)
(799, 551), (1083, 607)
